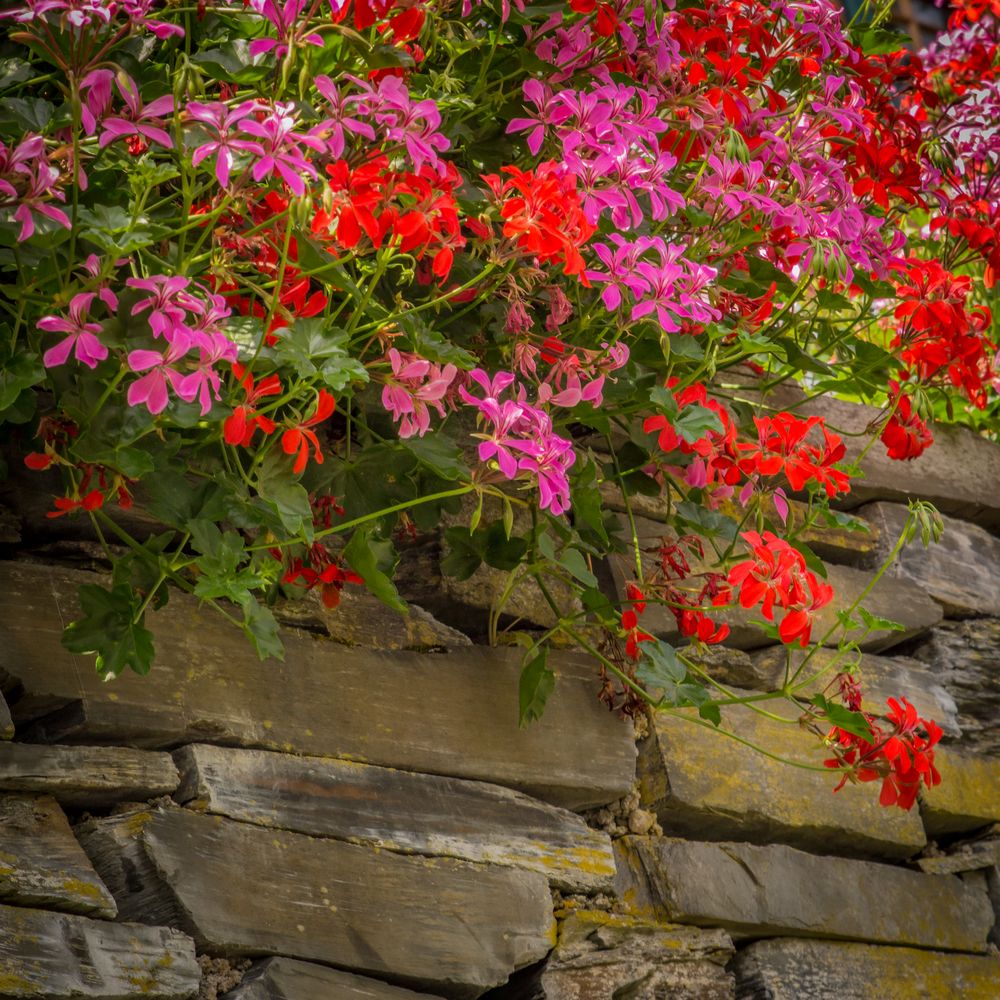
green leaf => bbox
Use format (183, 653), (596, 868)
(0, 97), (54, 131)
(145, 473), (228, 529)
(402, 433), (468, 480)
(344, 528), (407, 612)
(675, 501), (738, 542)
(441, 527), (482, 580)
(254, 451), (313, 540)
(62, 583), (156, 678)
(857, 606), (906, 633)
(556, 547), (597, 587)
(242, 597), (284, 661)
(812, 694), (874, 742)
(674, 404), (724, 444)
(518, 646), (555, 726)
(790, 539), (828, 579)
(855, 26), (909, 55)
(0, 351), (43, 411)
(273, 319), (368, 391)
(191, 41), (268, 83)
(637, 640), (687, 700)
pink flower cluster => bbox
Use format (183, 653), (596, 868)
(459, 369), (576, 515)
(380, 348), (458, 439)
(0, 135), (70, 241)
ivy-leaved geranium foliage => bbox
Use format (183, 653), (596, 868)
(0, 0), (993, 811)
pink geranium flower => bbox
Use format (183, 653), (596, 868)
(40, 292), (108, 369)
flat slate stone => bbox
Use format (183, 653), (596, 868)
(916, 839), (1000, 875)
(0, 794), (116, 918)
(748, 647), (961, 739)
(224, 958), (445, 999)
(908, 619), (1000, 757)
(173, 743), (615, 893)
(79, 806), (555, 1000)
(0, 901), (199, 999)
(920, 750), (1000, 837)
(639, 701), (927, 859)
(733, 938), (1000, 1000)
(273, 587), (472, 652)
(610, 536), (941, 651)
(0, 742), (179, 808)
(859, 502), (1000, 617)
(529, 910), (734, 1000)
(0, 560), (635, 811)
(614, 836), (993, 952)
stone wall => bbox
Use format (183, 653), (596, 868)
(0, 393), (998, 999)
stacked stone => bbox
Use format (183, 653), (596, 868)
(0, 392), (998, 999)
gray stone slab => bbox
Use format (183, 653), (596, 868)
(0, 560), (635, 811)
(80, 805), (555, 1000)
(733, 938), (1000, 1000)
(0, 794), (116, 918)
(614, 837), (993, 953)
(174, 744), (615, 893)
(920, 750), (1000, 837)
(0, 742), (179, 808)
(273, 587), (472, 652)
(908, 618), (1000, 757)
(748, 647), (961, 739)
(224, 958), (445, 999)
(859, 502), (1000, 617)
(916, 839), (1000, 875)
(639, 701), (926, 860)
(531, 910), (734, 1000)
(0, 901), (199, 998)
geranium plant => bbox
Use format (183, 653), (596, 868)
(1, 0), (996, 809)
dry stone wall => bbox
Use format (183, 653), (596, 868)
(0, 393), (998, 999)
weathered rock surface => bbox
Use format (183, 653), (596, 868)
(748, 647), (962, 739)
(860, 502), (1000, 617)
(610, 534), (941, 651)
(908, 619), (1000, 757)
(225, 958), (445, 1000)
(614, 837), (993, 952)
(273, 587), (472, 652)
(0, 901), (199, 999)
(0, 688), (11, 740)
(0, 794), (116, 918)
(0, 560), (635, 811)
(639, 702), (926, 859)
(525, 910), (735, 1000)
(920, 750), (1000, 837)
(79, 805), (556, 999)
(173, 743), (615, 893)
(732, 938), (1000, 1000)
(916, 838), (1000, 875)
(0, 741), (179, 808)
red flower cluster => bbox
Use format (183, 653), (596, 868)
(728, 530), (834, 646)
(483, 163), (596, 279)
(282, 389), (335, 474)
(313, 157), (465, 281)
(224, 363), (282, 448)
(825, 696), (942, 810)
(880, 380), (933, 461)
(281, 543), (363, 609)
(209, 190), (329, 335)
(738, 413), (850, 498)
(620, 583), (654, 660)
(644, 382), (851, 499)
(893, 257), (995, 408)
